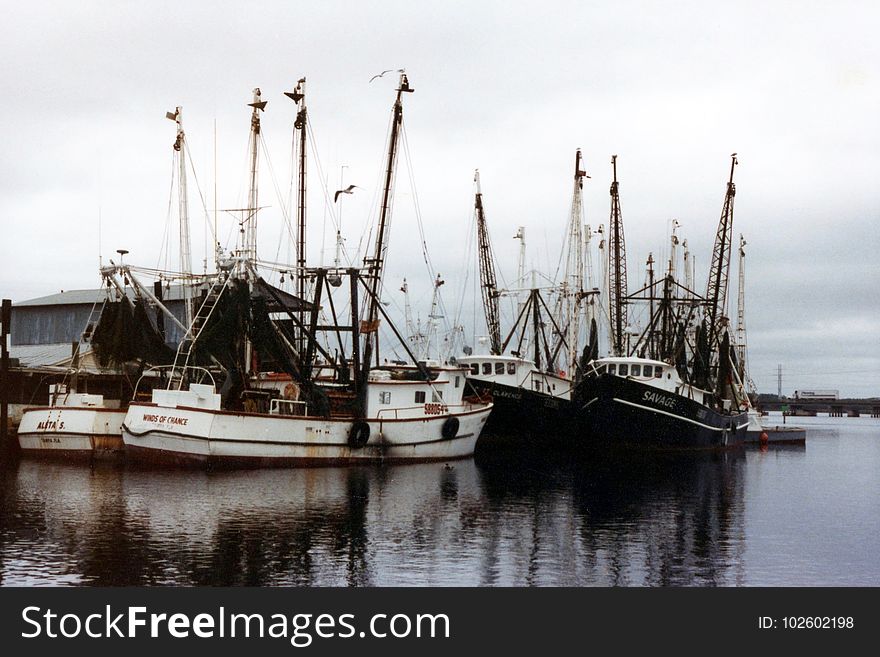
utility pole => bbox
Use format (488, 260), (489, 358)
(777, 363), (783, 398)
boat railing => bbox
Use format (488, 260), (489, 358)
(270, 399), (308, 417)
(133, 365), (216, 400)
(375, 401), (477, 420)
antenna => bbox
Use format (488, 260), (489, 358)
(213, 117), (218, 271)
(98, 207), (103, 268)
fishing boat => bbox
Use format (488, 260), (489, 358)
(460, 153), (597, 439)
(121, 74), (493, 468)
(16, 106), (203, 460)
(575, 154), (749, 449)
(15, 285), (184, 459)
(17, 384), (126, 458)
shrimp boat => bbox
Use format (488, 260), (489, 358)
(460, 153), (597, 439)
(15, 283), (188, 459)
(575, 155), (749, 449)
(17, 384), (127, 458)
(16, 277), (177, 459)
(122, 75), (492, 467)
(17, 103), (210, 460)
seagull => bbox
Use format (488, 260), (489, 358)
(334, 184), (359, 202)
(369, 68), (405, 83)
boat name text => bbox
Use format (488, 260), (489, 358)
(643, 391), (676, 409)
(36, 420), (65, 431)
(142, 413), (189, 426)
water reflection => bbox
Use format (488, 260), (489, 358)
(0, 446), (746, 586)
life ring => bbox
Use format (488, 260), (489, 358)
(348, 421), (370, 448)
(283, 382), (300, 400)
(441, 416), (460, 440)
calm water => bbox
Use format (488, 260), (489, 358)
(1, 414), (878, 586)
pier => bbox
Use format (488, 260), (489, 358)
(760, 398), (880, 418)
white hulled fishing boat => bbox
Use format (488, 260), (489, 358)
(17, 103), (211, 459)
(17, 384), (126, 458)
(122, 75), (492, 467)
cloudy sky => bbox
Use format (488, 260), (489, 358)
(1, 0), (877, 396)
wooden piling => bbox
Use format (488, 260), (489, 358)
(1, 299), (10, 457)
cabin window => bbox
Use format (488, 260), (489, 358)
(495, 362), (505, 375)
(631, 365), (641, 377)
(619, 364), (629, 376)
(608, 364), (616, 375)
(454, 376), (460, 388)
(470, 364), (479, 375)
(654, 367), (662, 378)
(507, 363), (516, 374)
(432, 390), (444, 402)
(379, 392), (392, 404)
(642, 365), (652, 377)
(415, 390), (426, 403)
(482, 363), (492, 375)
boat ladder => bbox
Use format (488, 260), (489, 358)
(170, 271), (232, 388)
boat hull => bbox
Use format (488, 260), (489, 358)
(121, 402), (492, 468)
(467, 379), (575, 441)
(745, 425), (806, 444)
(17, 406), (126, 458)
(576, 375), (748, 450)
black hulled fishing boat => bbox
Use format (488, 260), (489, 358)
(575, 154), (749, 449)
(460, 153), (598, 440)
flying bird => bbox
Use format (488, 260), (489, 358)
(334, 184), (359, 202)
(369, 68), (405, 83)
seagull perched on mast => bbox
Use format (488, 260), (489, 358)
(370, 68), (405, 83)
(334, 184), (360, 202)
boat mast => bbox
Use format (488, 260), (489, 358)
(646, 253), (655, 358)
(607, 155), (628, 356)
(167, 106), (193, 327)
(243, 88), (266, 266)
(285, 78), (308, 353)
(564, 149), (588, 372)
(474, 170), (501, 355)
(426, 273), (445, 359)
(513, 226), (527, 349)
(704, 153), (738, 369)
(362, 72), (413, 373)
(734, 234), (748, 381)
(682, 239), (694, 295)
(667, 219), (680, 279)
(400, 278), (421, 356)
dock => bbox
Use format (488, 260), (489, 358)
(745, 424), (806, 445)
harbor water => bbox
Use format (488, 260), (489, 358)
(0, 414), (878, 586)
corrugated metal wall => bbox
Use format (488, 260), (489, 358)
(11, 301), (187, 346)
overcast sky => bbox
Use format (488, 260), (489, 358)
(1, 0), (877, 396)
